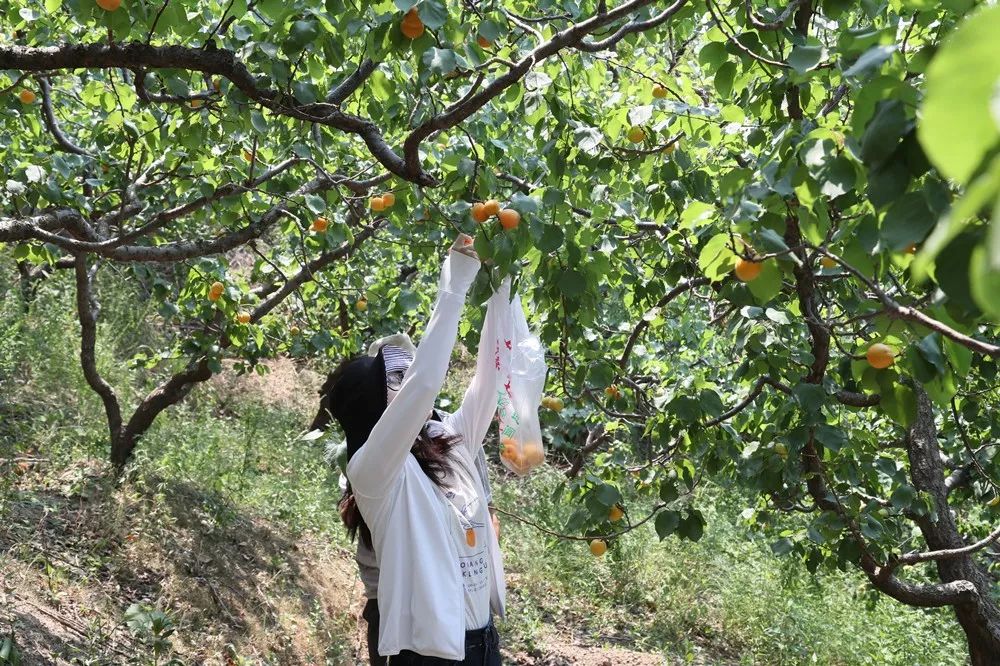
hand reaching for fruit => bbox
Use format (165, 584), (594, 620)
(450, 233), (479, 261)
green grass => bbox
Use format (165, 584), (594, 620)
(492, 471), (965, 665)
(0, 267), (970, 665)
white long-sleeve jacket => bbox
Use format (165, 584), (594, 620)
(346, 250), (508, 660)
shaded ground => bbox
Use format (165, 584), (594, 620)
(1, 458), (687, 665)
(1, 459), (359, 665)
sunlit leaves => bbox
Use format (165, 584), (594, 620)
(919, 4), (1000, 185)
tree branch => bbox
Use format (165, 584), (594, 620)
(576, 0), (689, 52)
(814, 246), (1000, 358)
(566, 424), (609, 478)
(73, 255), (123, 444)
(401, 0), (688, 176)
(744, 0), (804, 31)
(38, 77), (91, 156)
(619, 277), (709, 369)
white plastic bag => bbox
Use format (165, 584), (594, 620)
(496, 292), (547, 476)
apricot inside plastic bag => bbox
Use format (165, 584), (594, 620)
(496, 292), (547, 476)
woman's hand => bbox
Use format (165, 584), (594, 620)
(450, 233), (479, 261)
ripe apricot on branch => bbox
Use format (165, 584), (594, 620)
(370, 196), (386, 212)
(190, 99), (203, 109)
(477, 35), (492, 49)
(381, 192), (396, 208)
(605, 385), (621, 400)
(401, 8), (424, 39)
(734, 259), (763, 282)
(96, 0), (121, 11)
(498, 209), (520, 230)
(236, 312), (251, 324)
(356, 298), (368, 312)
(627, 126), (646, 143)
(208, 281), (224, 302)
(541, 396), (564, 412)
(471, 203), (489, 223)
(820, 256), (837, 269)
(18, 89), (36, 104)
(590, 539), (608, 557)
(608, 505), (624, 522)
(866, 343), (895, 369)
(311, 217), (328, 232)
(483, 199), (501, 217)
(652, 85), (667, 98)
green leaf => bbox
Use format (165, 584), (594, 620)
(919, 4), (1000, 184)
(678, 510), (705, 542)
(771, 537), (795, 556)
(844, 45), (897, 78)
(815, 424), (847, 452)
(714, 61), (737, 98)
(422, 48), (459, 76)
(305, 194), (326, 215)
(698, 233), (736, 282)
(655, 510), (680, 540)
(877, 377), (918, 427)
(861, 100), (909, 166)
(593, 483), (621, 508)
(890, 484), (917, 509)
(880, 192), (935, 251)
(970, 245), (1000, 319)
(557, 269), (586, 297)
(793, 384), (826, 414)
(251, 110), (268, 134)
(417, 0), (449, 29)
(788, 44), (824, 73)
(747, 260), (782, 304)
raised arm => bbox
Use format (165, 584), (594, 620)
(346, 244), (480, 498)
(444, 278), (511, 457)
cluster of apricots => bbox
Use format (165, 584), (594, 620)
(499, 437), (545, 475)
(471, 199), (520, 230)
(370, 192), (396, 212)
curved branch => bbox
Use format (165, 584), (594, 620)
(0, 42), (426, 185)
(401, 0), (688, 175)
(835, 389), (880, 407)
(22, 175), (341, 261)
(893, 524), (1000, 571)
(566, 424), (609, 478)
(325, 58), (378, 105)
(703, 375), (792, 427)
(576, 0), (688, 52)
(74, 255), (123, 443)
(814, 246), (1000, 358)
(39, 77), (91, 156)
(0, 209), (85, 242)
(744, 0), (803, 31)
(619, 277), (709, 369)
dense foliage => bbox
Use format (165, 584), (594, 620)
(3, 0), (1000, 658)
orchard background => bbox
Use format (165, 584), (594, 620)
(3, 0), (1000, 663)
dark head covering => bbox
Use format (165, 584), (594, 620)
(311, 344), (419, 462)
(312, 349), (387, 461)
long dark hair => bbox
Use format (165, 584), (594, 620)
(314, 355), (460, 550)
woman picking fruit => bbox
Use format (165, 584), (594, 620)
(311, 234), (507, 665)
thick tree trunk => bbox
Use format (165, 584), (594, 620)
(907, 388), (1000, 662)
